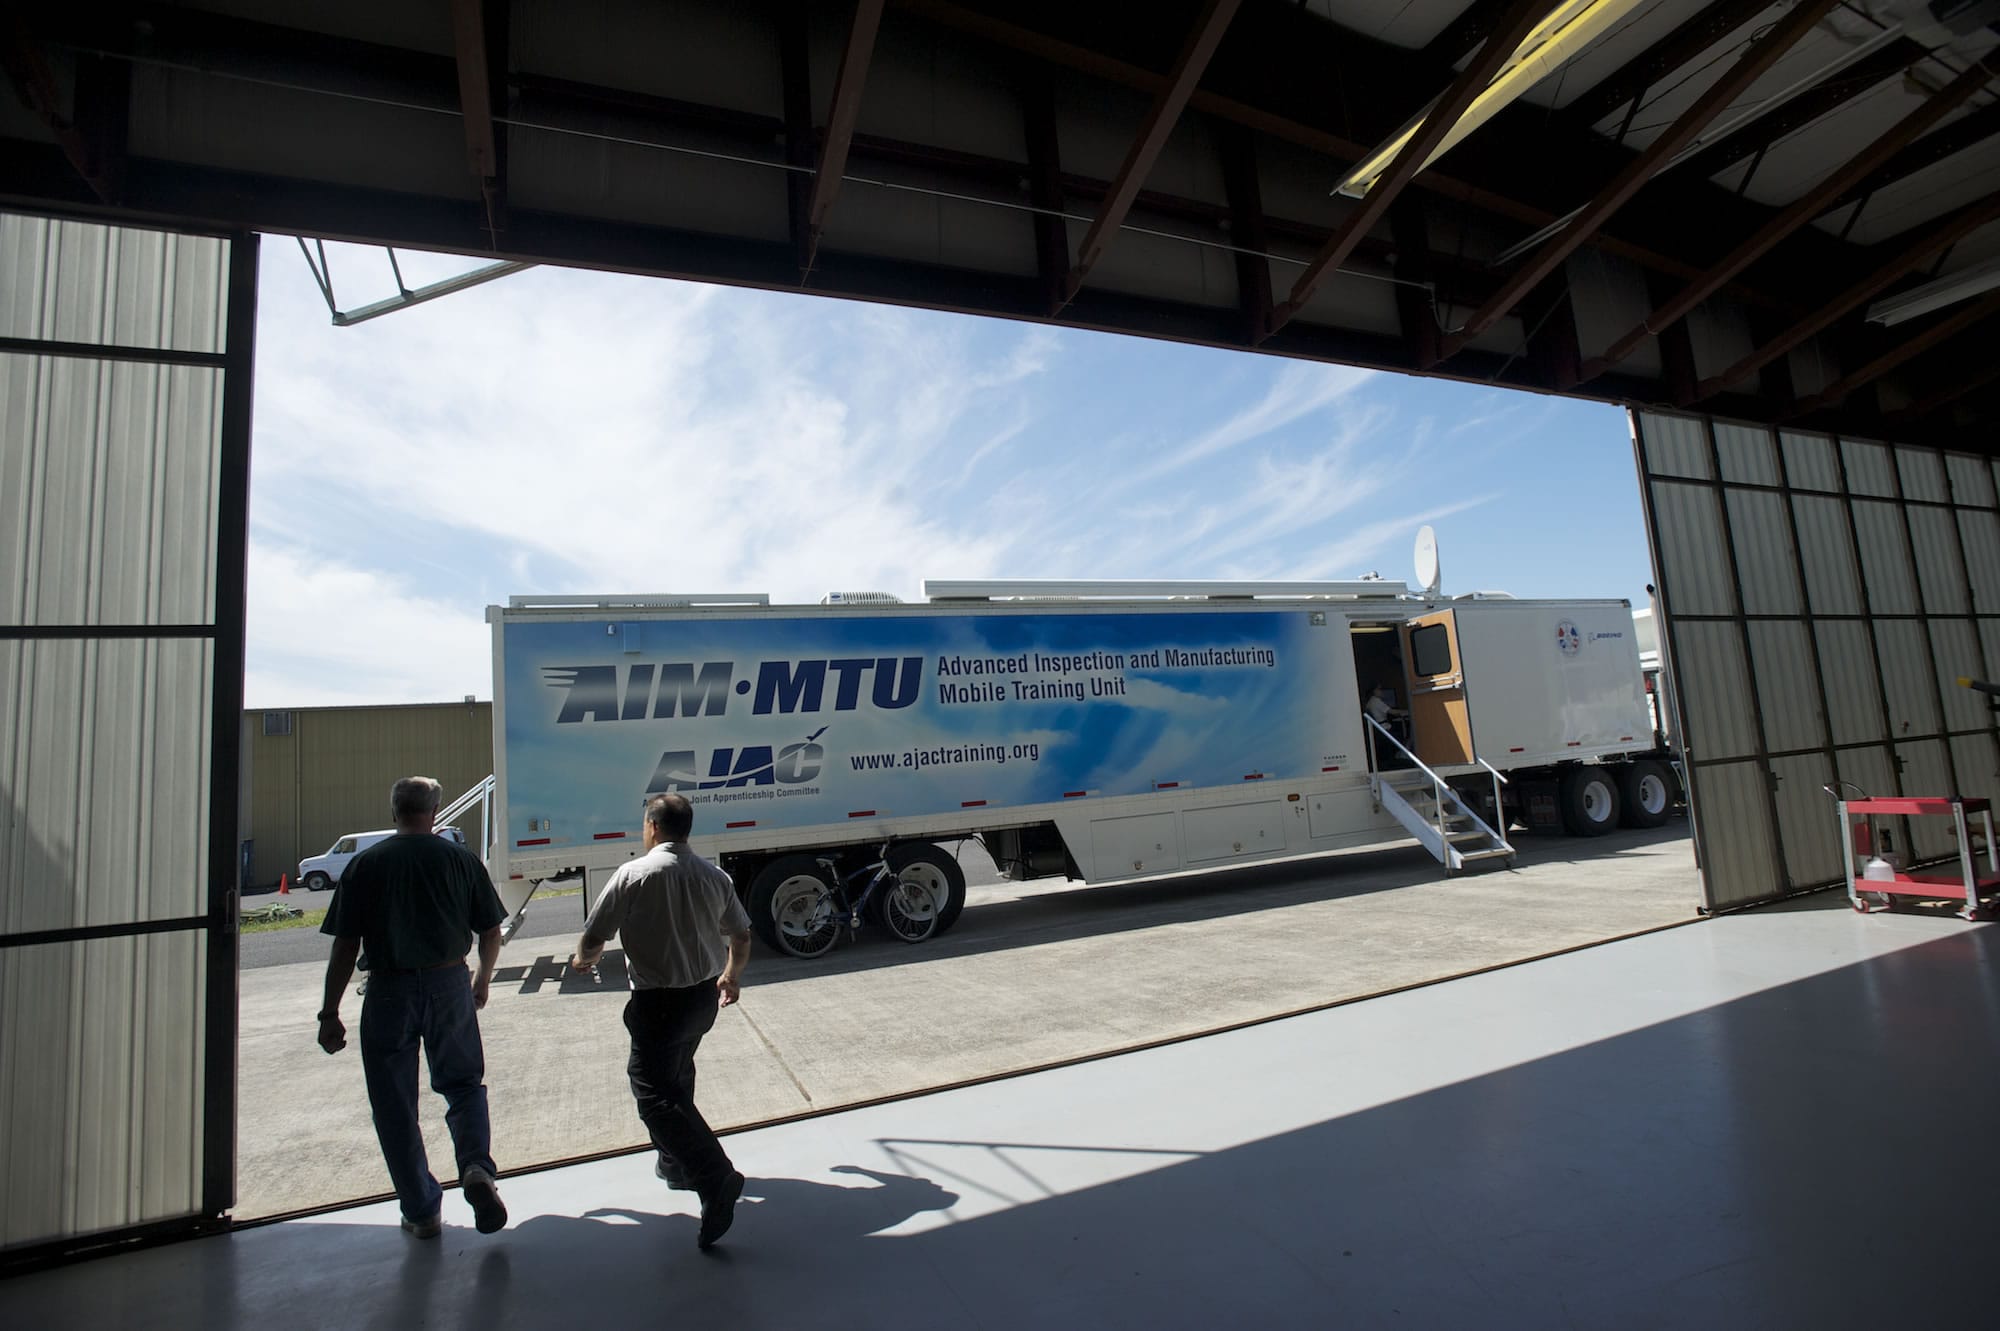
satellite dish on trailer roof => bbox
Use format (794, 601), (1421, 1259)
(1414, 526), (1441, 598)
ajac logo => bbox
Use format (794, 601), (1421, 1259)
(544, 657), (922, 722)
(1555, 620), (1582, 657)
(648, 727), (827, 792)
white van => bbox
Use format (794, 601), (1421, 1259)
(297, 825), (467, 892)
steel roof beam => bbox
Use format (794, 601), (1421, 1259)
(1881, 359), (2000, 427)
(1668, 37), (1926, 184)
(1424, 0), (1531, 66)
(1437, 0), (1840, 363)
(803, 0), (887, 275)
(1588, 55), (2000, 384)
(1786, 289), (2000, 418)
(897, 0), (1808, 308)
(1689, 189), (2000, 400)
(1220, 124), (1273, 345)
(1820, 99), (2000, 219)
(1562, 0), (1777, 129)
(449, 0), (506, 243)
(2, 29), (122, 203)
(1059, 0), (1242, 310)
(1265, 0), (1555, 340)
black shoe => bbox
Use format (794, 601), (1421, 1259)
(697, 1171), (744, 1250)
(655, 1157), (694, 1191)
(461, 1166), (507, 1235)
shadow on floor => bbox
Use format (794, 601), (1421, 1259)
(19, 918), (1997, 1328)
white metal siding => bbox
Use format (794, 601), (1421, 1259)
(1842, 439), (1897, 497)
(1637, 410), (2000, 911)
(1780, 431), (1842, 492)
(1956, 510), (2000, 611)
(1672, 621), (1760, 762)
(0, 216), (227, 354)
(0, 212), (238, 1256)
(1907, 507), (1968, 614)
(1897, 449), (1949, 503)
(1791, 496), (1864, 613)
(1650, 483), (1737, 615)
(0, 934), (206, 1247)
(1931, 620), (1988, 731)
(1640, 413), (1712, 480)
(1873, 620), (1941, 738)
(1850, 501), (1919, 613)
(1725, 489), (1802, 614)
(0, 357), (223, 625)
(1714, 422), (1780, 485)
(1770, 753), (1842, 886)
(1947, 453), (1997, 507)
(1746, 622), (1825, 753)
(1813, 622), (1886, 747)
(0, 639), (213, 931)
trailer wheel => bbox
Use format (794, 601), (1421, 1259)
(884, 842), (968, 934)
(1559, 767), (1621, 836)
(749, 856), (841, 959)
(1616, 760), (1675, 828)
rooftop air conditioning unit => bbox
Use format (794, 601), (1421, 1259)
(820, 591), (903, 605)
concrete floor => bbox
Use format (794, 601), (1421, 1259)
(236, 825), (1696, 1217)
(8, 897), (1997, 1328)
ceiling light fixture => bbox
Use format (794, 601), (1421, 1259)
(1336, 0), (1647, 199)
(1866, 255), (2000, 325)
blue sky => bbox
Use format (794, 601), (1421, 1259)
(246, 243), (1647, 707)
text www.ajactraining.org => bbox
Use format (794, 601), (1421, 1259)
(851, 740), (1042, 772)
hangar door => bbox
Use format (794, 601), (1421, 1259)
(1, 213), (255, 1260)
(1633, 410), (2000, 912)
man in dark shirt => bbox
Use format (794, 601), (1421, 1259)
(316, 776), (509, 1239)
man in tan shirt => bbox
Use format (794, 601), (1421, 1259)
(571, 793), (752, 1250)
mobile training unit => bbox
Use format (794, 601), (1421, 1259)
(480, 567), (1674, 958)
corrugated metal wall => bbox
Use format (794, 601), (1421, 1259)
(0, 213), (254, 1258)
(1634, 411), (2000, 911)
(244, 702), (492, 887)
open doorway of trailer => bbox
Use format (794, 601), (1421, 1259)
(232, 241), (1696, 1224)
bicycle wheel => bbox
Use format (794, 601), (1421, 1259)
(874, 871), (943, 943)
(750, 856), (842, 959)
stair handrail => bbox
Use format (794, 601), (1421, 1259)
(1364, 714), (1512, 862)
(1364, 713), (1454, 848)
(437, 774), (498, 860)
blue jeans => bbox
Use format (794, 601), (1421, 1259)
(359, 965), (496, 1222)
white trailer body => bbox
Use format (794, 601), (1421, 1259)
(484, 587), (1664, 942)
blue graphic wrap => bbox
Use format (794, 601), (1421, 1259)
(500, 610), (1350, 846)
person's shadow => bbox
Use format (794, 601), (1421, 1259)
(476, 1164), (960, 1302)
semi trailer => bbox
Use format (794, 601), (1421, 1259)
(475, 578), (1674, 958)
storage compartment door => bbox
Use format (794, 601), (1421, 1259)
(1402, 611), (1474, 768)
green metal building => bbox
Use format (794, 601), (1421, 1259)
(242, 700), (491, 889)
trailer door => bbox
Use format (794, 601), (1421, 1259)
(1402, 610), (1474, 767)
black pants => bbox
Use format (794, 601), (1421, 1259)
(623, 982), (732, 1188)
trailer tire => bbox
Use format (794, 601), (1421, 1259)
(883, 842), (968, 935)
(1616, 760), (1675, 828)
(749, 856), (841, 959)
(1559, 767), (1621, 836)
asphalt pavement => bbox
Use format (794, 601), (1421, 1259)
(239, 883), (591, 970)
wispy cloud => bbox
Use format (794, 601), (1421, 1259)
(1135, 359), (1375, 480)
(244, 245), (1607, 707)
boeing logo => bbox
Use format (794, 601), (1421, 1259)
(544, 657), (923, 723)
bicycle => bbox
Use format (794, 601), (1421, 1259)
(762, 842), (948, 959)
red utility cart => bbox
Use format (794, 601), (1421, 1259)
(1836, 796), (1998, 920)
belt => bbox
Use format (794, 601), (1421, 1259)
(372, 959), (466, 976)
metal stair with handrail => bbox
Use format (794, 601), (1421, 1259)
(1363, 714), (1515, 875)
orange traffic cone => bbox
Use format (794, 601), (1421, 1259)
(278, 873), (290, 895)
